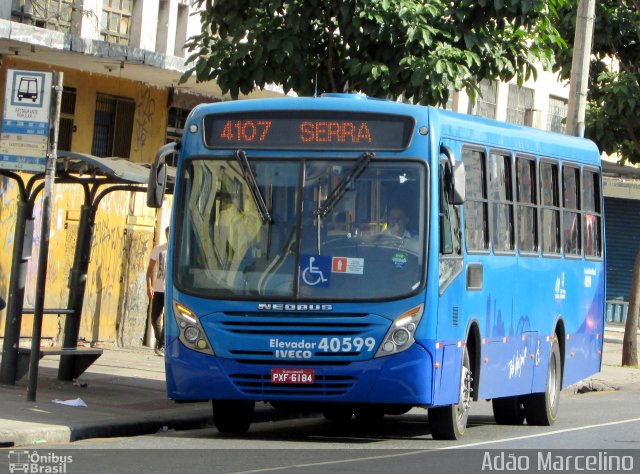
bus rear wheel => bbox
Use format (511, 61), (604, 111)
(212, 400), (255, 434)
(523, 336), (561, 426)
(429, 346), (472, 440)
(492, 396), (525, 425)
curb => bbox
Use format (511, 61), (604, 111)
(69, 411), (213, 442)
(604, 337), (622, 345)
(3, 403), (323, 447)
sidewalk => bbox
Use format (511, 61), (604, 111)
(0, 326), (639, 448)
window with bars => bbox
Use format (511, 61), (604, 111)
(101, 0), (133, 45)
(167, 107), (191, 142)
(472, 80), (497, 119)
(91, 94), (135, 158)
(11, 0), (74, 34)
(547, 96), (568, 133)
(58, 87), (77, 152)
(166, 107), (192, 166)
(506, 84), (534, 126)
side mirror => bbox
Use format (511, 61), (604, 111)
(451, 161), (465, 205)
(147, 161), (167, 208)
(146, 142), (177, 208)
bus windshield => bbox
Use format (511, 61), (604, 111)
(175, 157), (426, 300)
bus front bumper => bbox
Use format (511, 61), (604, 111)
(165, 341), (434, 405)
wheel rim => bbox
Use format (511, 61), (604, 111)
(548, 351), (558, 408)
(456, 365), (472, 430)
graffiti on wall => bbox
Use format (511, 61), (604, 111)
(1, 178), (157, 346)
(133, 89), (156, 153)
(0, 177), (19, 333)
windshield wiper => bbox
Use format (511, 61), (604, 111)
(234, 149), (272, 223)
(315, 152), (375, 217)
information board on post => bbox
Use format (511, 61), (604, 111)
(1, 69), (53, 172)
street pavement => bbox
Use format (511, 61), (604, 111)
(0, 325), (638, 448)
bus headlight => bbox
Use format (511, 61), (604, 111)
(184, 326), (200, 343)
(173, 302), (214, 355)
(375, 305), (423, 358)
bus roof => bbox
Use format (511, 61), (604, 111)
(190, 95), (600, 165)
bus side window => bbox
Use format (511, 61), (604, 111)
(489, 152), (514, 253)
(540, 161), (561, 255)
(562, 165), (581, 257)
(439, 160), (461, 255)
(462, 147), (489, 252)
(516, 156), (538, 253)
(583, 169), (602, 258)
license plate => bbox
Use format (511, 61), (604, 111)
(270, 368), (315, 384)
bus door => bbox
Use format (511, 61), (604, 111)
(433, 148), (465, 406)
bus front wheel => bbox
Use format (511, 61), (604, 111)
(429, 346), (472, 440)
(212, 400), (255, 434)
(323, 405), (354, 423)
(523, 336), (561, 426)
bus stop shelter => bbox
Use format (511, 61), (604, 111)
(0, 152), (173, 393)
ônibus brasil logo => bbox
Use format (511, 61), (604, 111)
(8, 450), (72, 474)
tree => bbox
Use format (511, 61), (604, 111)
(554, 1), (640, 366)
(182, 0), (568, 106)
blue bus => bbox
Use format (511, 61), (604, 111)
(147, 94), (604, 440)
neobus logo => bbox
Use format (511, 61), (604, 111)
(257, 303), (333, 311)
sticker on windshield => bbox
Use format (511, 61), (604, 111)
(392, 252), (407, 268)
(332, 257), (364, 275)
(300, 255), (331, 287)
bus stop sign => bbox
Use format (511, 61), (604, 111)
(1, 69), (53, 172)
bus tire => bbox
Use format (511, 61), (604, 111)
(429, 346), (472, 440)
(492, 396), (525, 425)
(323, 406), (353, 423)
(523, 336), (561, 426)
(354, 405), (385, 424)
(212, 400), (255, 434)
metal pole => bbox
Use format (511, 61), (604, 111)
(565, 0), (596, 137)
(58, 203), (92, 381)
(27, 72), (63, 402)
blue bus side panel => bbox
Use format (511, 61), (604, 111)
(560, 264), (605, 387)
(431, 344), (462, 406)
(466, 253), (604, 398)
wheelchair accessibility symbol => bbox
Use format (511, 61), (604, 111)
(300, 255), (331, 287)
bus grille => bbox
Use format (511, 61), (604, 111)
(230, 373), (356, 396)
(208, 311), (389, 363)
(219, 320), (371, 336)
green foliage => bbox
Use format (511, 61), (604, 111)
(183, 0), (568, 106)
(553, 0), (640, 164)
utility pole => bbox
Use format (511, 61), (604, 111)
(565, 0), (596, 137)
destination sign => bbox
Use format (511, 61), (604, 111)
(203, 111), (414, 151)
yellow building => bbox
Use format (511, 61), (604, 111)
(0, 2), (278, 348)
